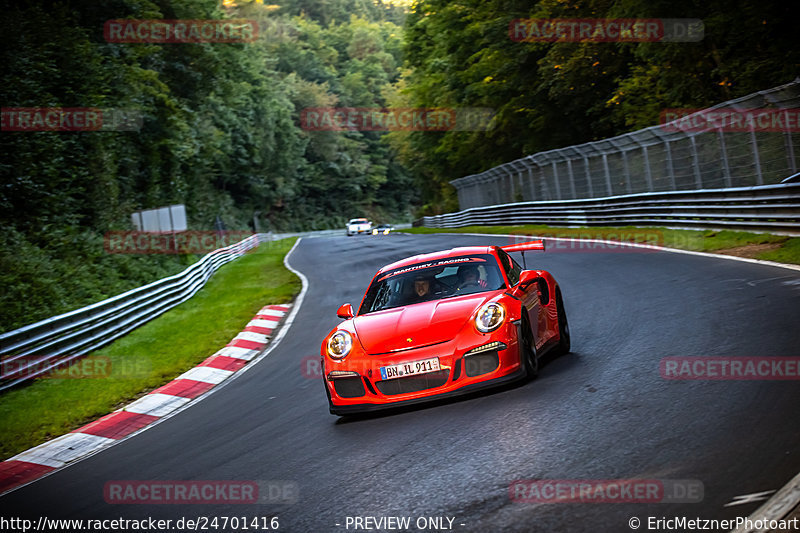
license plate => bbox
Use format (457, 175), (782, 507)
(380, 357), (440, 381)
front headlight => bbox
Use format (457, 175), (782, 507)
(475, 302), (505, 333)
(327, 330), (353, 359)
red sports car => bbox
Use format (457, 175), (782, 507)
(320, 240), (570, 415)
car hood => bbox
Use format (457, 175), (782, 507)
(353, 294), (494, 354)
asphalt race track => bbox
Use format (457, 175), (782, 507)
(2, 233), (799, 532)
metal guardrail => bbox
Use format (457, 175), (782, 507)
(417, 183), (800, 234)
(0, 233), (269, 391)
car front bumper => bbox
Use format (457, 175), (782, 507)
(323, 322), (525, 415)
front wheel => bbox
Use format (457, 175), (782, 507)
(520, 316), (538, 379)
(553, 289), (570, 356)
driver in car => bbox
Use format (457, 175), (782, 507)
(407, 274), (436, 304)
(456, 264), (487, 291)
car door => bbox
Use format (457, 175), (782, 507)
(497, 249), (545, 349)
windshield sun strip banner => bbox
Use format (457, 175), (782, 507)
(377, 257), (488, 282)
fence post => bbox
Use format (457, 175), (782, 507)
(506, 168), (516, 202)
(621, 150), (632, 194)
(717, 128), (733, 188)
(583, 156), (594, 197)
(784, 110), (797, 175)
(690, 135), (703, 189)
(749, 124), (764, 185)
(540, 163), (551, 200)
(551, 161), (562, 199)
(602, 153), (613, 196)
(566, 159), (577, 198)
(642, 145), (655, 191)
(526, 162), (536, 201)
(664, 141), (677, 190)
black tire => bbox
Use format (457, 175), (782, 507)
(554, 289), (571, 356)
(520, 314), (539, 379)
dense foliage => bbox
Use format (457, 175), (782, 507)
(389, 0), (800, 213)
(0, 0), (411, 331)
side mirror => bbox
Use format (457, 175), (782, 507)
(514, 271), (538, 292)
(336, 303), (354, 319)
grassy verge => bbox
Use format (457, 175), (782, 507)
(405, 225), (800, 265)
(0, 238), (301, 461)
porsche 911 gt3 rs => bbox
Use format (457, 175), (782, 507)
(320, 240), (570, 415)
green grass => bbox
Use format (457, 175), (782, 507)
(405, 225), (800, 264)
(0, 238), (301, 461)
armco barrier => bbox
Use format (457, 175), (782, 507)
(0, 233), (270, 391)
(417, 183), (800, 234)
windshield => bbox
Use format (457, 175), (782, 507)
(349, 219), (368, 224)
(359, 254), (505, 315)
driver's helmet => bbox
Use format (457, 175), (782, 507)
(457, 264), (480, 283)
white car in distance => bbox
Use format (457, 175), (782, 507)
(346, 218), (372, 236)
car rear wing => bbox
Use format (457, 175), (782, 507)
(501, 240), (545, 253)
(500, 239), (545, 269)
